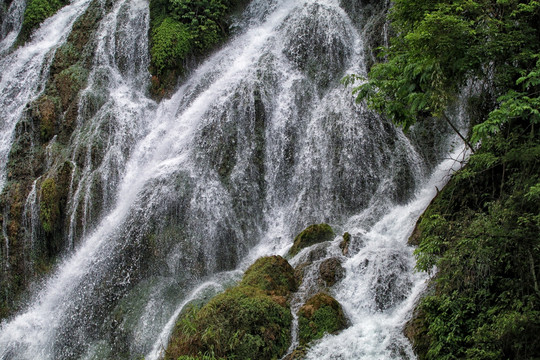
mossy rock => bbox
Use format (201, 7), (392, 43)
(403, 307), (431, 360)
(297, 292), (347, 346)
(240, 255), (297, 297)
(35, 95), (60, 142)
(288, 224), (335, 257)
(39, 177), (60, 233)
(166, 286), (293, 360)
(54, 65), (89, 110)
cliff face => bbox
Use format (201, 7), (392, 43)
(0, 0), (107, 319)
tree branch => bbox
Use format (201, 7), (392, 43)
(442, 112), (475, 153)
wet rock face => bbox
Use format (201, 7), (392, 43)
(319, 257), (345, 287)
(370, 252), (412, 311)
(282, 3), (353, 89)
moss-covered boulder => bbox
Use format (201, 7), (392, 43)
(297, 292), (347, 346)
(240, 255), (297, 297)
(166, 286), (292, 360)
(288, 223), (335, 258)
(166, 256), (297, 359)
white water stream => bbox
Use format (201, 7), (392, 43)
(0, 0), (467, 358)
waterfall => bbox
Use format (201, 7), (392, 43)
(0, 0), (464, 358)
(0, 0), (93, 192)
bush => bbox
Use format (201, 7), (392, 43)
(150, 17), (192, 74)
(148, 0), (248, 95)
(18, 0), (68, 44)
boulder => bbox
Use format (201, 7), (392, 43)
(288, 223), (335, 257)
(297, 292), (347, 346)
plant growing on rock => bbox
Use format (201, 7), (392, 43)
(288, 223), (335, 257)
(166, 256), (297, 359)
(297, 292), (347, 346)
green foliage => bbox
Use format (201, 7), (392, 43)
(240, 255), (297, 296)
(346, 0), (540, 139)
(150, 17), (192, 73)
(411, 126), (540, 358)
(18, 0), (68, 44)
(297, 292), (347, 346)
(288, 224), (335, 257)
(39, 177), (59, 233)
(351, 3), (540, 355)
(148, 0), (247, 95)
(472, 59), (540, 143)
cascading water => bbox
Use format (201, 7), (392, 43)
(0, 0), (467, 358)
(0, 0), (93, 191)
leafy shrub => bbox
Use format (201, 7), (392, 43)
(409, 131), (540, 359)
(150, 17), (192, 73)
(148, 0), (247, 95)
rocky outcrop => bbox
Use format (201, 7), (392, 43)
(0, 0), (105, 320)
(319, 257), (345, 287)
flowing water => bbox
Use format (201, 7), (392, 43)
(0, 0), (466, 358)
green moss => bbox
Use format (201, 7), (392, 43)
(166, 256), (297, 359)
(36, 95), (60, 142)
(148, 0), (249, 97)
(297, 292), (347, 346)
(17, 0), (68, 44)
(39, 177), (59, 233)
(150, 17), (192, 74)
(55, 65), (89, 109)
(166, 286), (292, 360)
(240, 255), (297, 297)
(288, 224), (335, 258)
